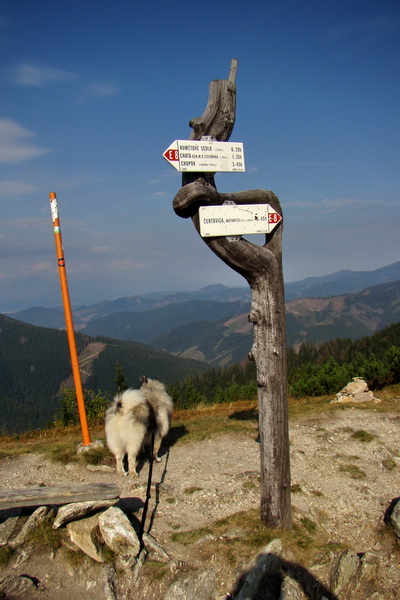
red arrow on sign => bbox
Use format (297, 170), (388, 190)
(268, 212), (282, 224)
(163, 148), (179, 161)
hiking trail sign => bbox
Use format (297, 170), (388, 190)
(163, 139), (245, 172)
(199, 203), (282, 237)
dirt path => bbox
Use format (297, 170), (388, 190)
(1, 407), (399, 598)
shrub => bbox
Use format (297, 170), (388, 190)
(55, 388), (110, 427)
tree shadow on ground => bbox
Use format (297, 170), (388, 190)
(228, 552), (338, 600)
(229, 408), (258, 421)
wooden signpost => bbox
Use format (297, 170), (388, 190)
(165, 60), (292, 529)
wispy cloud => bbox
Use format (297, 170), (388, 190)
(4, 62), (119, 103)
(287, 197), (391, 214)
(0, 217), (47, 230)
(5, 62), (77, 87)
(90, 246), (110, 254)
(78, 81), (119, 102)
(0, 181), (37, 195)
(0, 118), (51, 163)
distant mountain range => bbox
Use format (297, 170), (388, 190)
(285, 260), (400, 300)
(4, 261), (400, 367)
(151, 280), (400, 364)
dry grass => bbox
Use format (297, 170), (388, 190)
(0, 385), (399, 459)
(169, 507), (336, 573)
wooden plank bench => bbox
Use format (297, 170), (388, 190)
(0, 483), (120, 511)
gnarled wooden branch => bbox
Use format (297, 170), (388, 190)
(172, 60), (291, 529)
(188, 59), (237, 142)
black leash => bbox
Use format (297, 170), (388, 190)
(138, 431), (155, 551)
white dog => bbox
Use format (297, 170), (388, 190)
(105, 377), (173, 477)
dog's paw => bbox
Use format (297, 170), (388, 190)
(155, 455), (162, 463)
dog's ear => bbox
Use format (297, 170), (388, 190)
(140, 375), (148, 387)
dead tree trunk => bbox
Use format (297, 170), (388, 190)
(172, 60), (291, 528)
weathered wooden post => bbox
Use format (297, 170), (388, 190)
(166, 60), (291, 528)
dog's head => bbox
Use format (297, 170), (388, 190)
(139, 375), (160, 388)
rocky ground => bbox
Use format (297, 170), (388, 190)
(0, 403), (399, 599)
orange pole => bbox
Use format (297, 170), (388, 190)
(49, 192), (91, 446)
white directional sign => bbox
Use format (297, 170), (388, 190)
(163, 140), (245, 172)
(199, 204), (282, 237)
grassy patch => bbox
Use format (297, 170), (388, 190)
(27, 520), (63, 550)
(311, 490), (324, 497)
(339, 464), (367, 479)
(50, 443), (80, 464)
(169, 508), (327, 571)
(0, 545), (13, 566)
(170, 527), (213, 545)
(183, 486), (203, 495)
(300, 517), (317, 534)
(351, 430), (377, 443)
(79, 446), (110, 466)
(382, 458), (397, 471)
(288, 395), (334, 420)
(242, 480), (258, 490)
(171, 400), (259, 444)
(291, 484), (303, 493)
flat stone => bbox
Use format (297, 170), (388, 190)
(86, 464), (115, 472)
(164, 568), (217, 600)
(0, 574), (40, 598)
(0, 508), (21, 545)
(66, 514), (104, 562)
(98, 506), (140, 566)
(53, 498), (118, 528)
(330, 549), (359, 596)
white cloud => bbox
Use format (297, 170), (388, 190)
(287, 197), (391, 213)
(90, 246), (110, 253)
(0, 118), (51, 164)
(0, 217), (47, 229)
(79, 82), (119, 102)
(31, 262), (52, 272)
(6, 63), (77, 87)
(0, 181), (37, 195)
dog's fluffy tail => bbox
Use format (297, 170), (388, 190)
(106, 388), (149, 424)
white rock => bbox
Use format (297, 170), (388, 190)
(66, 514), (104, 562)
(53, 498), (117, 528)
(98, 506), (140, 564)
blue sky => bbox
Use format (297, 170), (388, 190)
(1, 0), (399, 312)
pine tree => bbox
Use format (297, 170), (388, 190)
(114, 361), (128, 392)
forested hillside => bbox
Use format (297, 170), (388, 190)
(0, 315), (209, 434)
(1, 312), (399, 433)
(169, 322), (400, 407)
(0, 315), (84, 433)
